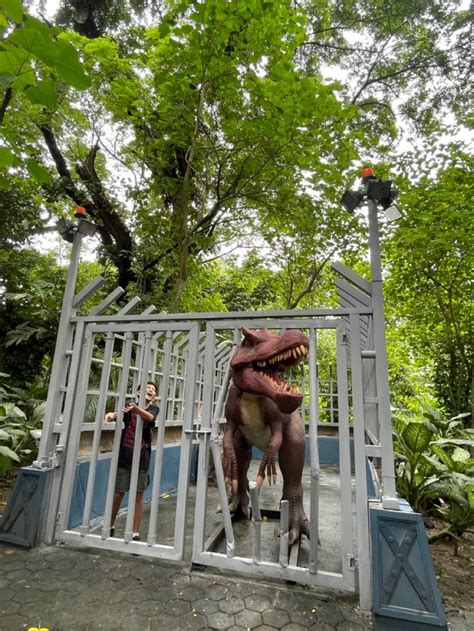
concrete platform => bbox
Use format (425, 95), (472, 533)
(98, 462), (355, 577)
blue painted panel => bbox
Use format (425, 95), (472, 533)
(0, 467), (50, 547)
(370, 508), (447, 629)
(68, 443), (195, 528)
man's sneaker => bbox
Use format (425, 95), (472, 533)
(110, 527), (115, 537)
(132, 534), (141, 541)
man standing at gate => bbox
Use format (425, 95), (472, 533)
(105, 382), (159, 540)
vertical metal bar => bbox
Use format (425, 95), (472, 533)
(124, 331), (153, 542)
(43, 320), (85, 544)
(336, 325), (356, 589)
(36, 231), (85, 466)
(208, 360), (234, 558)
(279, 499), (289, 567)
(101, 332), (134, 538)
(249, 481), (261, 563)
(350, 314), (371, 611)
(329, 364), (335, 423)
(209, 441), (235, 558)
(308, 328), (320, 573)
(192, 324), (218, 559)
(80, 331), (115, 534)
(55, 325), (94, 534)
(147, 331), (173, 545)
(367, 199), (398, 506)
(173, 323), (200, 558)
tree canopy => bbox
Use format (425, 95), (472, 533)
(0, 0), (472, 417)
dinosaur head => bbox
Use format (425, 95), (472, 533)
(230, 327), (309, 414)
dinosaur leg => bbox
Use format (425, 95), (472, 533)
(256, 420), (283, 490)
(278, 412), (310, 544)
(232, 429), (252, 518)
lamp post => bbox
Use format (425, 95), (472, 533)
(341, 170), (400, 509)
(34, 213), (98, 468)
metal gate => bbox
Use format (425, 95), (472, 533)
(26, 233), (391, 609)
(191, 317), (363, 593)
(49, 310), (372, 596)
(54, 320), (201, 561)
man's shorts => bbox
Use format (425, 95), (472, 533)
(115, 467), (149, 493)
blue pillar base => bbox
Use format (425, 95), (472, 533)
(370, 502), (447, 630)
(0, 466), (52, 547)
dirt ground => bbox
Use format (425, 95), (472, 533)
(1, 470), (472, 617)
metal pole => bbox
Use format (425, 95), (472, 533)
(367, 199), (399, 509)
(35, 230), (85, 467)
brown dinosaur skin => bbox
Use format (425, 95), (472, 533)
(223, 327), (310, 543)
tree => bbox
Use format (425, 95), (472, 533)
(385, 143), (473, 418)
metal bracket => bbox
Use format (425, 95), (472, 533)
(52, 445), (65, 468)
(382, 495), (400, 510)
(346, 554), (356, 571)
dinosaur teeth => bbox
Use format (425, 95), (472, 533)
(257, 361), (266, 367)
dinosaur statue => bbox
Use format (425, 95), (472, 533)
(223, 326), (310, 543)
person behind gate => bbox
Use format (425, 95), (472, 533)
(105, 381), (159, 541)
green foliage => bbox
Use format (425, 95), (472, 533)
(0, 375), (46, 474)
(386, 144), (473, 417)
(393, 407), (474, 538)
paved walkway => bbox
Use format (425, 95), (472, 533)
(1, 542), (371, 631)
(1, 542), (472, 630)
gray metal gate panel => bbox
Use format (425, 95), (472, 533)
(54, 321), (200, 562)
(192, 318), (357, 592)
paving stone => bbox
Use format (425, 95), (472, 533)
(234, 608), (263, 629)
(108, 564), (132, 580)
(207, 583), (231, 601)
(0, 588), (15, 603)
(11, 588), (45, 604)
(179, 610), (209, 630)
(1, 614), (28, 630)
(226, 581), (261, 599)
(192, 597), (220, 615)
(255, 626), (279, 631)
(190, 574), (215, 589)
(166, 598), (192, 617)
(153, 586), (179, 603)
(0, 577), (11, 590)
(139, 600), (174, 619)
(262, 607), (291, 628)
(178, 585), (205, 601)
(228, 626), (247, 631)
(340, 606), (371, 628)
(244, 594), (273, 613)
(311, 605), (344, 628)
(287, 605), (319, 627)
(0, 599), (21, 615)
(218, 596), (245, 615)
(172, 573), (192, 588)
(206, 610), (236, 629)
(5, 568), (34, 582)
(283, 624), (312, 631)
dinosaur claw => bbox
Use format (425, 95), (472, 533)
(256, 475), (264, 490)
(289, 528), (299, 545)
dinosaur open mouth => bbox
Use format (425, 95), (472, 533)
(252, 344), (308, 396)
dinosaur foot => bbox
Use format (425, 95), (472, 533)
(286, 498), (311, 545)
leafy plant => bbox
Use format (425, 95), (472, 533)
(0, 375), (46, 474)
(393, 408), (474, 545)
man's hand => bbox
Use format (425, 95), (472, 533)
(104, 412), (117, 422)
(123, 402), (139, 414)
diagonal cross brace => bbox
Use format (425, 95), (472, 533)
(380, 523), (435, 612)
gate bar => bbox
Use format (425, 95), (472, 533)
(80, 331), (115, 533)
(249, 481), (261, 563)
(279, 500), (289, 567)
(147, 331), (173, 545)
(308, 329), (320, 572)
(101, 332), (134, 538)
